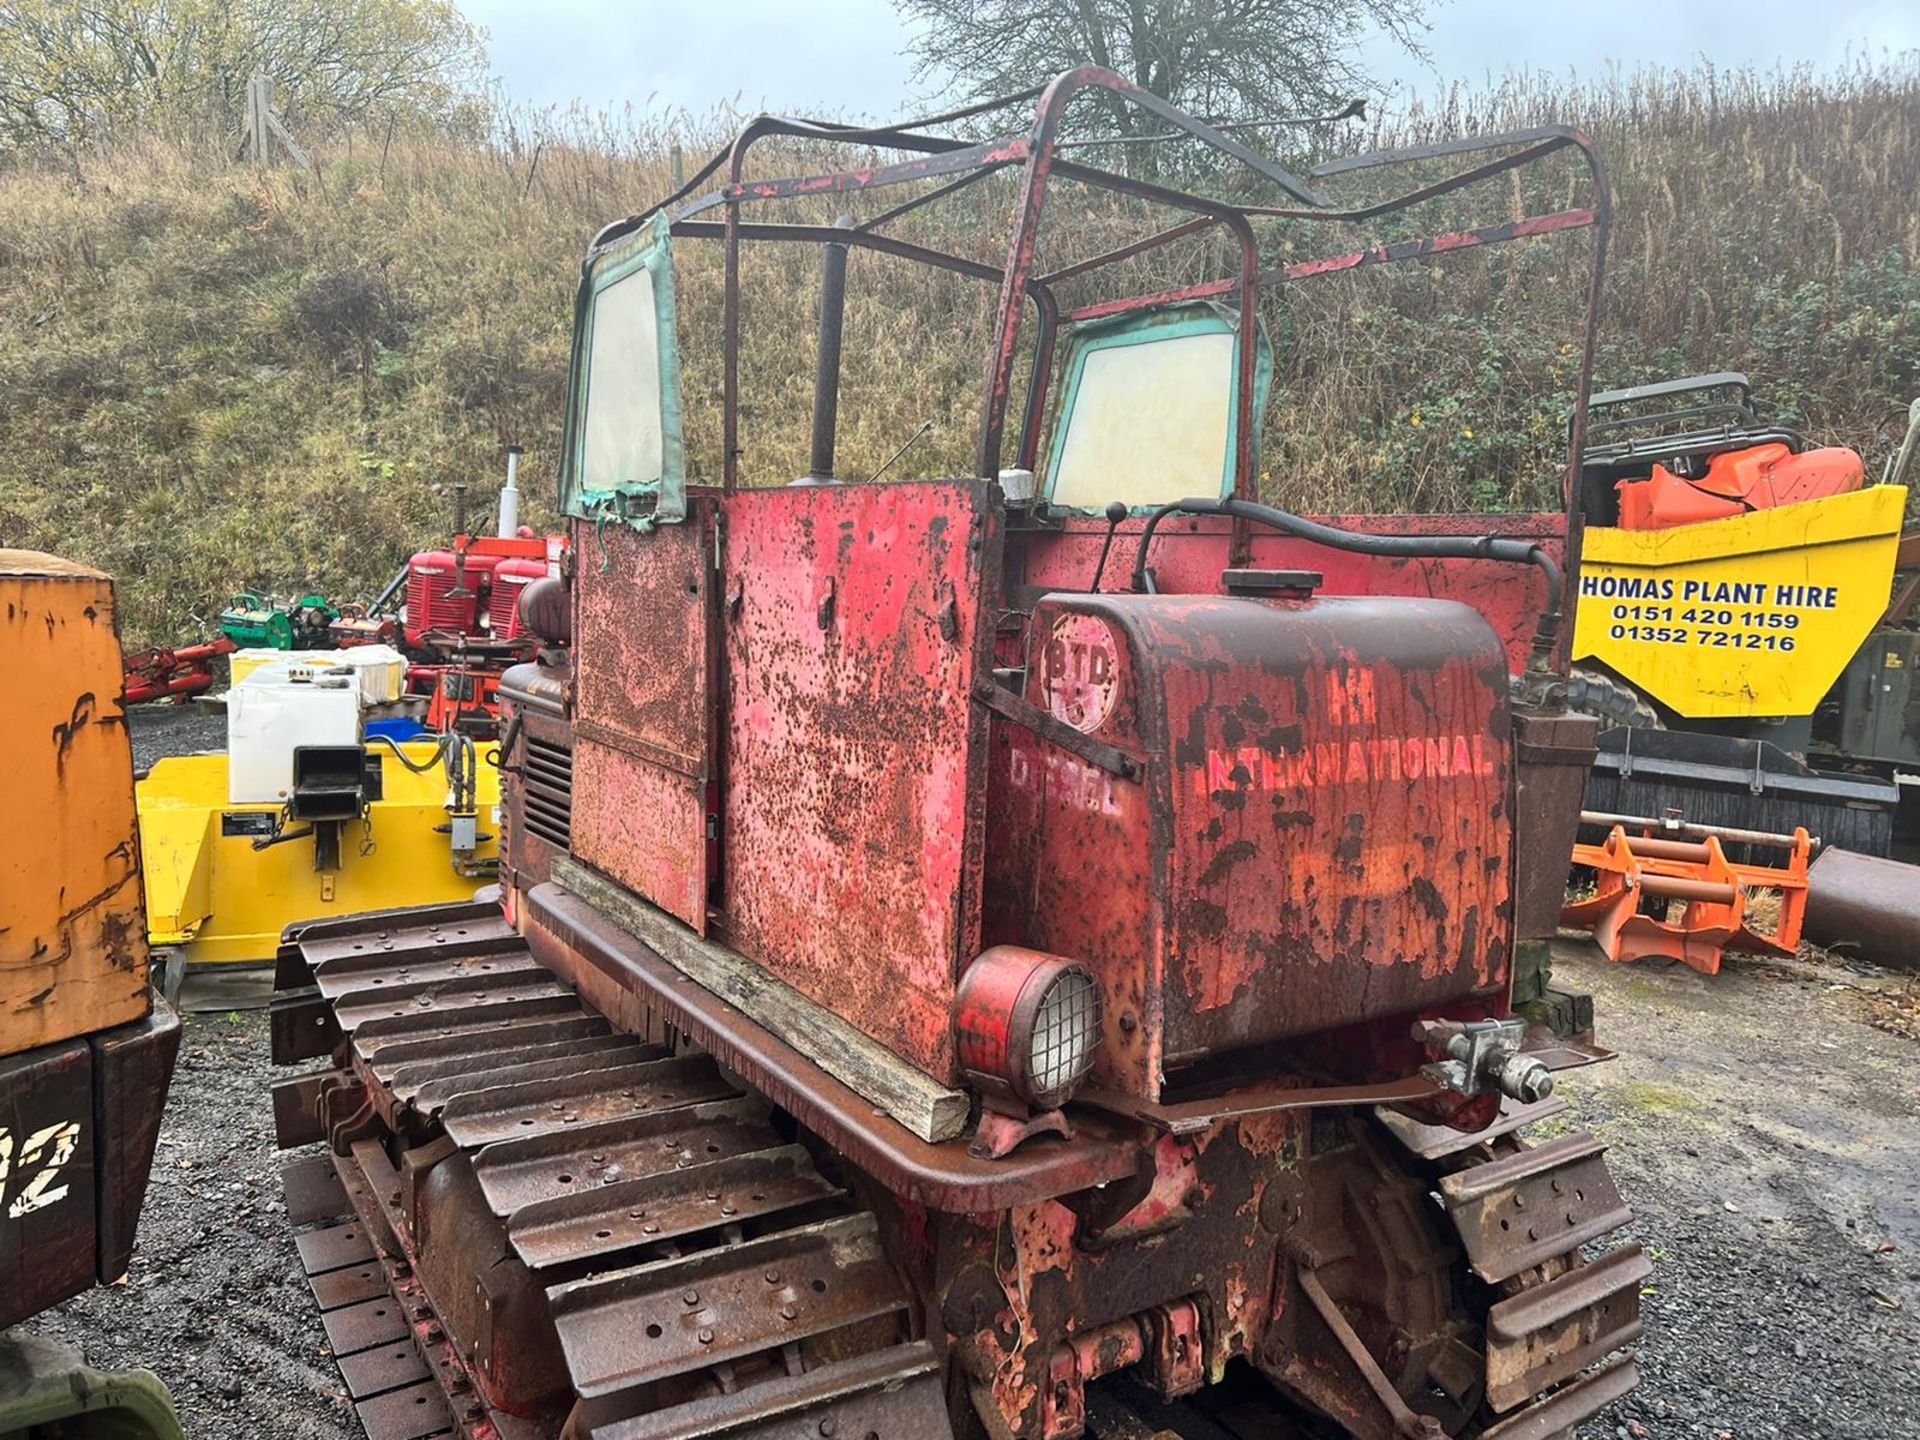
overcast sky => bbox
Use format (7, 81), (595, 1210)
(460, 0), (1920, 120)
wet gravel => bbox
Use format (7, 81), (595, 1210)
(35, 705), (1920, 1437)
(33, 1010), (359, 1437)
(1558, 944), (1920, 1440)
(128, 702), (228, 774)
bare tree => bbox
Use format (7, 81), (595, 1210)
(0, 0), (489, 148)
(897, 0), (1428, 133)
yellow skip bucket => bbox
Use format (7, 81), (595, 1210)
(1572, 484), (1908, 719)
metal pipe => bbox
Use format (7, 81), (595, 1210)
(807, 218), (854, 482)
(1804, 848), (1920, 969)
(498, 447), (522, 538)
(1637, 875), (1738, 905)
(1621, 836), (1713, 863)
(1133, 496), (1564, 666)
(1580, 810), (1809, 849)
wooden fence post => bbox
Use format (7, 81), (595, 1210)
(238, 73), (313, 169)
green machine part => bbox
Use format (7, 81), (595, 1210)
(218, 593), (294, 649)
(0, 1332), (185, 1440)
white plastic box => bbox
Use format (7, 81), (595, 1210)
(229, 644), (406, 705)
(227, 679), (362, 804)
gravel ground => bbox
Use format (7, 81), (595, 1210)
(1554, 943), (1920, 1440)
(36, 705), (1920, 1437)
(127, 701), (228, 774)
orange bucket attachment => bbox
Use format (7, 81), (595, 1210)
(1562, 816), (1812, 975)
(1615, 442), (1864, 531)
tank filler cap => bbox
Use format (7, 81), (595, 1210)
(1222, 568), (1322, 598)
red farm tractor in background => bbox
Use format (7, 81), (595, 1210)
(360, 456), (567, 734)
(271, 69), (1642, 1440)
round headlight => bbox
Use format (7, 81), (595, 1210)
(954, 946), (1102, 1110)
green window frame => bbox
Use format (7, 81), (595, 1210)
(561, 211), (688, 530)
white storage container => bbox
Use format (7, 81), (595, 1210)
(227, 678), (362, 804)
(230, 644), (407, 705)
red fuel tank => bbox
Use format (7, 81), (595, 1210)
(985, 591), (1514, 1097)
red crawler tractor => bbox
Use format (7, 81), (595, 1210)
(271, 68), (1643, 1440)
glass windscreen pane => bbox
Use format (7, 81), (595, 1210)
(580, 265), (663, 494)
(1049, 331), (1234, 509)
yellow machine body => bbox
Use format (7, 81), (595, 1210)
(1572, 484), (1908, 718)
(137, 744), (501, 965)
(1, 552), (152, 1057)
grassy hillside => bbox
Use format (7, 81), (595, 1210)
(2, 59), (1917, 645)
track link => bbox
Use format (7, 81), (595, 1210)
(271, 903), (952, 1440)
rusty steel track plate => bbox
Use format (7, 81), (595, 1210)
(1439, 1132), (1633, 1284)
(338, 1340), (433, 1401)
(305, 915), (524, 975)
(352, 994), (589, 1055)
(360, 1012), (612, 1080)
(585, 1340), (951, 1440)
(281, 1152), (352, 1226)
(547, 1212), (909, 1400)
(329, 965), (572, 1033)
(391, 1033), (656, 1109)
(322, 1294), (413, 1356)
(471, 1097), (779, 1218)
(354, 1379), (453, 1440)
(316, 948), (542, 1003)
(312, 1261), (391, 1311)
(404, 1039), (667, 1117)
(1479, 1353), (1640, 1440)
(1376, 1095), (1569, 1162)
(1485, 1243), (1650, 1411)
(296, 1220), (379, 1275)
(440, 1055), (738, 1149)
(508, 1143), (844, 1271)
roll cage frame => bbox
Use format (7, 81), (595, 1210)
(584, 64), (1612, 528)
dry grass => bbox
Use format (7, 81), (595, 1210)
(2, 58), (1918, 645)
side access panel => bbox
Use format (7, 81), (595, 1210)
(570, 508), (717, 932)
(719, 481), (1000, 1083)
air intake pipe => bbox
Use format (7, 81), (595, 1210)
(804, 216), (855, 483)
(1132, 495), (1565, 670)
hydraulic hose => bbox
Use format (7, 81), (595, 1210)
(1130, 496), (1564, 668)
(367, 730), (478, 814)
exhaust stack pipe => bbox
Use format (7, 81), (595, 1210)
(805, 217), (855, 483)
(498, 446), (523, 538)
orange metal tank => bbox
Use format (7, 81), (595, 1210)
(1, 552), (152, 1057)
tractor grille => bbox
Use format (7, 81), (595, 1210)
(522, 736), (573, 850)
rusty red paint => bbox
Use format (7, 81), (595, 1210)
(568, 512), (715, 932)
(987, 590), (1512, 1096)
(354, 65), (1645, 1438)
(716, 481), (999, 1080)
(1279, 207), (1596, 280)
(1013, 513), (1567, 677)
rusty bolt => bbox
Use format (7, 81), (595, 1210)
(697, 1328), (714, 1345)
(765, 1270), (782, 1285)
(818, 1420), (837, 1437)
(643, 1223), (660, 1234)
(722, 1204), (737, 1216)
(684, 1290), (700, 1306)
(780, 1304), (797, 1321)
